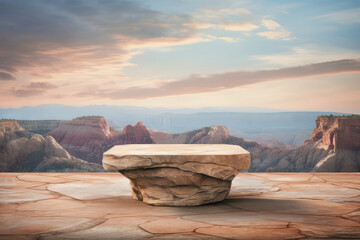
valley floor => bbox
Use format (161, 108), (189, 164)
(0, 172), (359, 239)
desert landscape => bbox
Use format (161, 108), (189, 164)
(1, 0), (359, 239)
(1, 114), (359, 173)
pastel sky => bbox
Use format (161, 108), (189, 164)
(0, 0), (359, 113)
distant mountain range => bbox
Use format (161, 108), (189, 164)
(0, 104), (346, 147)
(2, 115), (359, 172)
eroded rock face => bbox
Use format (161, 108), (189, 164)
(150, 119), (360, 172)
(0, 120), (28, 148)
(103, 144), (250, 206)
(121, 122), (153, 145)
(49, 117), (153, 163)
(309, 116), (360, 151)
(0, 120), (102, 172)
(150, 125), (231, 144)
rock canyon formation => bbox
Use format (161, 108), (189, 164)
(1, 115), (359, 172)
(0, 120), (102, 172)
(49, 116), (153, 164)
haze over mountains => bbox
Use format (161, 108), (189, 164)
(0, 104), (346, 147)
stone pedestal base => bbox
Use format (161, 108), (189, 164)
(122, 167), (231, 206)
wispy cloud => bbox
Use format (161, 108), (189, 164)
(0, 0), (200, 80)
(0, 72), (15, 81)
(27, 82), (57, 89)
(218, 22), (259, 31)
(12, 81), (58, 97)
(76, 59), (360, 100)
(315, 8), (360, 24)
(257, 19), (292, 40)
(253, 46), (360, 67)
(193, 8), (260, 32)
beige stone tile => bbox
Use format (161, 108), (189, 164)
(40, 217), (154, 240)
(260, 213), (360, 227)
(0, 214), (92, 235)
(0, 176), (44, 189)
(316, 173), (360, 183)
(47, 178), (131, 200)
(29, 184), (49, 190)
(182, 211), (288, 227)
(252, 173), (313, 182)
(308, 176), (326, 183)
(0, 203), (17, 213)
(56, 173), (124, 183)
(229, 177), (279, 197)
(223, 198), (358, 215)
(196, 226), (303, 240)
(329, 182), (360, 189)
(0, 188), (57, 204)
(0, 235), (36, 240)
(150, 233), (224, 239)
(17, 198), (86, 211)
(17, 174), (72, 183)
(291, 222), (360, 238)
(263, 182), (360, 199)
(1, 173), (359, 239)
(17, 207), (107, 219)
(0, 173), (21, 177)
(101, 197), (237, 218)
(343, 210), (360, 223)
(139, 218), (211, 234)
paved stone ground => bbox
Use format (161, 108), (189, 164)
(0, 173), (359, 239)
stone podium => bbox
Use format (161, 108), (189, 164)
(102, 144), (250, 206)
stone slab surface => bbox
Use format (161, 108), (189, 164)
(103, 144), (251, 206)
(0, 172), (359, 239)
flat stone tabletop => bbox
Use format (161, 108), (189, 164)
(103, 144), (251, 206)
(104, 144), (249, 155)
(0, 173), (359, 239)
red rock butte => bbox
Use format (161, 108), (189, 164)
(311, 116), (360, 151)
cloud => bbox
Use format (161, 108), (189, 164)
(12, 81), (58, 97)
(0, 72), (15, 80)
(76, 59), (360, 100)
(193, 8), (259, 32)
(315, 8), (360, 24)
(261, 20), (282, 30)
(257, 19), (292, 40)
(253, 46), (360, 67)
(28, 82), (58, 89)
(218, 22), (259, 31)
(12, 89), (45, 97)
(0, 0), (199, 79)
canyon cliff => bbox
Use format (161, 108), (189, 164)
(49, 116), (153, 163)
(150, 116), (360, 172)
(17, 120), (66, 135)
(2, 115), (358, 172)
(0, 120), (102, 172)
(150, 125), (231, 144)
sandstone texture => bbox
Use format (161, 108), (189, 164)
(0, 120), (28, 148)
(103, 144), (250, 206)
(150, 117), (360, 172)
(150, 125), (231, 144)
(0, 172), (359, 239)
(49, 117), (153, 163)
(0, 120), (102, 172)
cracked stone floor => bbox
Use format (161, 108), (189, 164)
(0, 173), (359, 239)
